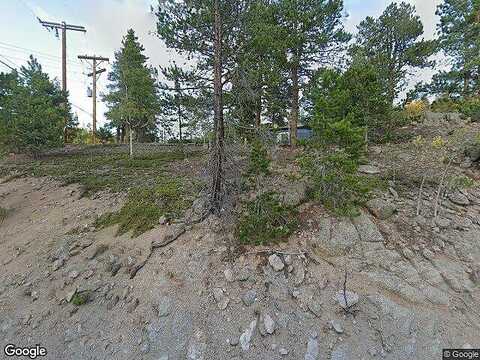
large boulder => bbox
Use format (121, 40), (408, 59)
(366, 198), (396, 220)
(465, 143), (480, 162)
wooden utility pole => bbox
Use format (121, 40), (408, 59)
(38, 18), (86, 143)
(78, 55), (109, 144)
(38, 18), (86, 94)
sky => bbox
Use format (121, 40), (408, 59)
(0, 0), (442, 129)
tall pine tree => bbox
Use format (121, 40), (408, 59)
(104, 29), (160, 156)
(352, 2), (436, 104)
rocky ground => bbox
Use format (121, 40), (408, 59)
(1, 115), (480, 359)
(1, 175), (479, 359)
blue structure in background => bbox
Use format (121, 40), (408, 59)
(273, 125), (313, 144)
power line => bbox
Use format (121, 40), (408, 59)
(0, 59), (15, 71)
(0, 41), (82, 66)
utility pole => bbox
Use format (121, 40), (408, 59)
(78, 55), (109, 144)
(38, 18), (86, 142)
(38, 18), (86, 94)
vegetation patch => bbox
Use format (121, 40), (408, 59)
(0, 207), (9, 223)
(95, 177), (195, 237)
(71, 291), (90, 306)
(236, 192), (298, 246)
(1, 150), (202, 197)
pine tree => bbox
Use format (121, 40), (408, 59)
(436, 0), (480, 96)
(104, 29), (160, 156)
(156, 0), (250, 212)
(0, 56), (69, 156)
(352, 2), (436, 104)
(276, 0), (350, 146)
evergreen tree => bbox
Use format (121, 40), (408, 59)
(156, 0), (250, 211)
(104, 29), (160, 156)
(276, 0), (350, 146)
(352, 2), (436, 104)
(436, 0), (480, 96)
(0, 56), (69, 156)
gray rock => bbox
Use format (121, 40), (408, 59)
(268, 254), (284, 271)
(279, 348), (289, 356)
(366, 198), (396, 220)
(449, 192), (470, 206)
(305, 336), (319, 360)
(158, 216), (167, 225)
(157, 297), (172, 317)
(66, 289), (77, 302)
(465, 144), (480, 162)
(263, 314), (275, 335)
(224, 268), (234, 282)
(140, 342), (150, 354)
(329, 320), (344, 334)
(283, 182), (307, 206)
(127, 298), (139, 313)
(242, 290), (257, 306)
(107, 295), (119, 310)
(240, 319), (257, 351)
(335, 290), (359, 310)
(358, 165), (380, 174)
(187, 331), (207, 360)
(352, 213), (384, 242)
(52, 259), (64, 271)
(435, 217), (451, 228)
(212, 288), (229, 310)
(293, 261), (305, 286)
(307, 298), (322, 317)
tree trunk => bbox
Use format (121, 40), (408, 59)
(464, 71), (469, 96)
(290, 63), (299, 147)
(255, 88), (262, 128)
(129, 126), (133, 158)
(210, 0), (225, 213)
(116, 127), (120, 144)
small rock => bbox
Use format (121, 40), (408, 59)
(307, 298), (322, 317)
(284, 255), (293, 266)
(242, 290), (257, 306)
(107, 295), (119, 310)
(68, 271), (80, 280)
(127, 298), (140, 313)
(212, 288), (230, 310)
(268, 254), (284, 272)
(329, 320), (344, 334)
(335, 290), (359, 310)
(224, 269), (234, 282)
(279, 348), (289, 356)
(449, 192), (470, 206)
(52, 259), (64, 271)
(157, 297), (172, 317)
(435, 217), (451, 228)
(422, 249), (434, 260)
(229, 337), (239, 346)
(140, 342), (150, 354)
(366, 199), (396, 220)
(66, 289), (77, 302)
(305, 336), (319, 360)
(158, 216), (167, 225)
(358, 165), (380, 175)
(264, 314), (275, 334)
(239, 319), (257, 351)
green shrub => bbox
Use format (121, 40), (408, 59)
(247, 138), (270, 175)
(0, 207), (8, 223)
(95, 177), (193, 237)
(71, 291), (90, 306)
(236, 192), (297, 246)
(300, 117), (375, 216)
(459, 98), (480, 122)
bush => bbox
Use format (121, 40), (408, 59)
(459, 98), (480, 122)
(236, 192), (297, 245)
(404, 100), (427, 122)
(300, 117), (375, 216)
(95, 177), (192, 237)
(247, 138), (270, 175)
